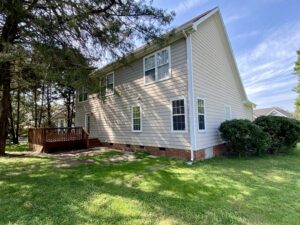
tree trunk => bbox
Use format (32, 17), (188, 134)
(46, 84), (52, 127)
(71, 89), (75, 127)
(34, 86), (38, 128)
(15, 89), (20, 144)
(0, 67), (11, 155)
(0, 5), (19, 155)
(66, 88), (72, 127)
(38, 82), (45, 127)
(9, 93), (17, 144)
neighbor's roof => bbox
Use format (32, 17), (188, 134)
(90, 7), (219, 78)
(254, 107), (294, 118)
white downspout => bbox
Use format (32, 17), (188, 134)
(185, 31), (196, 163)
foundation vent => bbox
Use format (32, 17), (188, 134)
(204, 147), (214, 159)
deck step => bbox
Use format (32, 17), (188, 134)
(88, 138), (102, 148)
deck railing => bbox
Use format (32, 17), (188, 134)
(28, 127), (89, 152)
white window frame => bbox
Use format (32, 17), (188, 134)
(224, 105), (232, 120)
(78, 87), (88, 103)
(58, 119), (65, 128)
(105, 72), (114, 96)
(131, 105), (142, 132)
(85, 113), (90, 133)
(170, 96), (187, 133)
(197, 97), (206, 132)
(143, 46), (171, 85)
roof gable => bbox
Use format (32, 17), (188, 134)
(90, 7), (218, 79)
(254, 107), (294, 118)
(197, 10), (249, 102)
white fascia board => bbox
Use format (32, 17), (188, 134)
(215, 10), (250, 102)
(192, 8), (220, 31)
(192, 7), (250, 103)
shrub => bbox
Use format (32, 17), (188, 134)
(219, 119), (271, 157)
(254, 116), (300, 153)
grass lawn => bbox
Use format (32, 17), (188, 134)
(6, 141), (29, 152)
(1, 144), (300, 225)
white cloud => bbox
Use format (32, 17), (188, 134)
(236, 21), (300, 111)
(172, 0), (207, 14)
(224, 15), (241, 24)
(233, 31), (259, 40)
(254, 92), (297, 109)
(246, 79), (295, 96)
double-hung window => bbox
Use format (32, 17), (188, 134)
(78, 87), (88, 102)
(198, 98), (206, 131)
(144, 47), (170, 84)
(171, 98), (186, 131)
(106, 72), (114, 96)
(224, 105), (232, 120)
(132, 105), (142, 132)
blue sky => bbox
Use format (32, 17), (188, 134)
(153, 0), (300, 111)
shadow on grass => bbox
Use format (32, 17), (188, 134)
(1, 146), (300, 224)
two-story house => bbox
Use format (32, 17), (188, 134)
(75, 7), (253, 160)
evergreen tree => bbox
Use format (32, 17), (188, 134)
(0, 0), (173, 155)
(295, 50), (300, 119)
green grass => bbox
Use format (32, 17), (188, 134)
(6, 141), (29, 152)
(1, 145), (300, 225)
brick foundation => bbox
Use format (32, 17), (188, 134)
(100, 142), (192, 160)
(194, 149), (205, 160)
(195, 143), (228, 159)
(96, 141), (228, 160)
(213, 143), (228, 156)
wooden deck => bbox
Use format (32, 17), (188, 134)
(28, 127), (89, 153)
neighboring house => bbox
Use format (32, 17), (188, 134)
(75, 7), (253, 160)
(253, 107), (294, 119)
(53, 106), (67, 128)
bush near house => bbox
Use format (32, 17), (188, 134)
(219, 119), (271, 157)
(254, 116), (300, 154)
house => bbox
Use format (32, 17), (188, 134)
(253, 107), (294, 119)
(53, 105), (67, 128)
(75, 7), (253, 160)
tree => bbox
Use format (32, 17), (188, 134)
(295, 50), (300, 119)
(0, 0), (174, 155)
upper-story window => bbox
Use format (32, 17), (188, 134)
(144, 47), (171, 84)
(105, 72), (114, 96)
(78, 87), (88, 102)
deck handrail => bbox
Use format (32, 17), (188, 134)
(28, 127), (89, 152)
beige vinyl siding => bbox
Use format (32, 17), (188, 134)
(75, 38), (191, 150)
(191, 14), (252, 150)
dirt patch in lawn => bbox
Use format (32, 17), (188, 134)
(51, 147), (137, 167)
(4, 147), (141, 167)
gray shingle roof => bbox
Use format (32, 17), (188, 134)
(254, 107), (294, 118)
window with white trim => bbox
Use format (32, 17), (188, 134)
(198, 98), (205, 131)
(132, 105), (141, 132)
(225, 105), (232, 120)
(171, 98), (186, 131)
(85, 114), (90, 133)
(144, 47), (170, 84)
(106, 72), (114, 96)
(78, 87), (88, 102)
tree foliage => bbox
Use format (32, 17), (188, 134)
(295, 50), (300, 119)
(219, 119), (271, 157)
(0, 0), (174, 154)
(254, 116), (300, 153)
